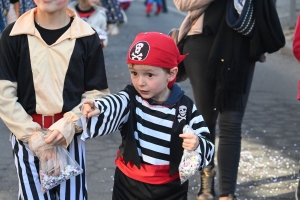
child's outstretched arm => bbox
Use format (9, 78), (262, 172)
(80, 90), (131, 141)
(82, 100), (100, 118)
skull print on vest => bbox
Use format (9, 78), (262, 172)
(178, 105), (187, 122)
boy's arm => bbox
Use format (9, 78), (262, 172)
(81, 90), (131, 140)
(189, 104), (214, 170)
(48, 33), (110, 147)
(0, 26), (41, 142)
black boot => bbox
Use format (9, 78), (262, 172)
(197, 166), (215, 200)
(227, 194), (237, 200)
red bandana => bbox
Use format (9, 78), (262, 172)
(127, 32), (187, 88)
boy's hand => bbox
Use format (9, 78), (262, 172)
(179, 133), (199, 151)
(44, 130), (66, 146)
(39, 147), (60, 176)
(82, 100), (100, 118)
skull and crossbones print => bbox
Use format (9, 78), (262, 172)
(132, 43), (144, 60)
(178, 105), (187, 122)
(129, 41), (149, 61)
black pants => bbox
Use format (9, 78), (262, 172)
(112, 167), (188, 200)
(183, 34), (255, 196)
(162, 0), (168, 12)
(298, 169), (300, 199)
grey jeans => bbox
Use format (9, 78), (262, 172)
(183, 34), (255, 196)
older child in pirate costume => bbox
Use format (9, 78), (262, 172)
(80, 32), (214, 200)
(0, 0), (110, 198)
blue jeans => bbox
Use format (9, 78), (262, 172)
(0, 15), (5, 35)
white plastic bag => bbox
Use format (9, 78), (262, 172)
(29, 130), (83, 193)
(179, 125), (201, 184)
(39, 146), (83, 193)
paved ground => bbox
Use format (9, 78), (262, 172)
(0, 0), (300, 200)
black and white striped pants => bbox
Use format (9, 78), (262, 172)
(11, 133), (88, 200)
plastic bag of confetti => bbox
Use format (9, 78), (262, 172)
(179, 125), (201, 184)
(38, 145), (83, 193)
(29, 130), (83, 193)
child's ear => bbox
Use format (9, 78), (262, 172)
(168, 67), (178, 82)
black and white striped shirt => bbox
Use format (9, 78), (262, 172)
(81, 85), (214, 168)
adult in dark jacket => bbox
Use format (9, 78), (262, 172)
(174, 0), (285, 199)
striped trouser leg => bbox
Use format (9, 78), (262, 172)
(57, 134), (88, 200)
(11, 133), (88, 200)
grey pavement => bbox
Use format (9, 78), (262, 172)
(0, 0), (300, 199)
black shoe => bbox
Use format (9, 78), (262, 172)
(197, 166), (215, 200)
(146, 13), (150, 17)
(228, 194), (237, 200)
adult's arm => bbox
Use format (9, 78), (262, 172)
(174, 0), (214, 12)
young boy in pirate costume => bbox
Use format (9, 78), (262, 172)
(80, 32), (214, 200)
(0, 0), (110, 198)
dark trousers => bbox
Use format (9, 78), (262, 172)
(298, 170), (300, 199)
(112, 167), (188, 200)
(162, 0), (168, 12)
(0, 16), (5, 36)
(183, 34), (255, 196)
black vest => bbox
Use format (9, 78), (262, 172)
(118, 85), (195, 176)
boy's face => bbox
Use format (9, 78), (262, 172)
(128, 64), (177, 102)
(35, 0), (69, 14)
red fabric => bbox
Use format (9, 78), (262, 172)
(31, 113), (64, 129)
(115, 154), (179, 185)
(127, 32), (187, 69)
(155, 5), (162, 15)
(294, 15), (300, 100)
(127, 32), (187, 88)
(77, 10), (95, 19)
(146, 3), (152, 14)
(293, 15), (300, 62)
(120, 2), (131, 11)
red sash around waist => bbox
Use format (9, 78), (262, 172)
(115, 154), (179, 185)
(31, 113), (64, 129)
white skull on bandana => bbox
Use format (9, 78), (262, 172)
(129, 41), (150, 61)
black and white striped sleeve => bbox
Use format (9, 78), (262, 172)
(189, 104), (215, 170)
(81, 91), (130, 140)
